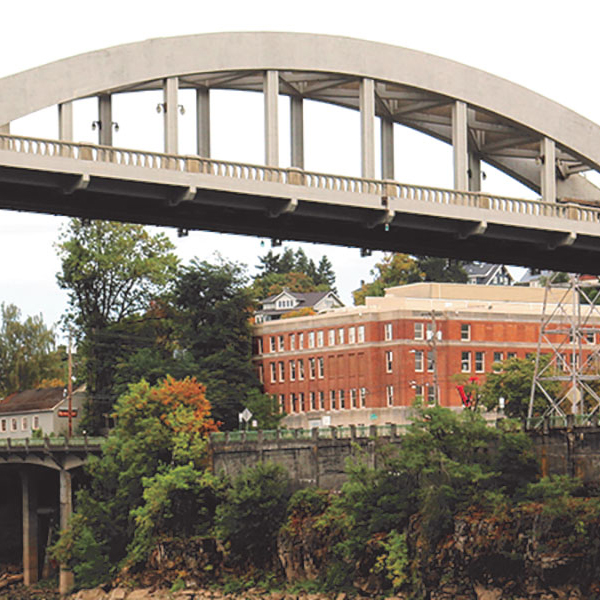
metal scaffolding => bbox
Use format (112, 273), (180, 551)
(529, 274), (600, 424)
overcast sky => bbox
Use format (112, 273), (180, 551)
(1, 0), (600, 333)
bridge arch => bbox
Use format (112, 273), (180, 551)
(1, 32), (599, 202)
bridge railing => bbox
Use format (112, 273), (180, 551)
(2, 132), (600, 225)
(0, 435), (105, 450)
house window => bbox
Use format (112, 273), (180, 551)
(290, 360), (296, 381)
(319, 391), (325, 410)
(586, 331), (596, 344)
(310, 391), (316, 411)
(493, 352), (503, 364)
(11, 418), (17, 432)
(278, 361), (285, 382)
(328, 329), (335, 345)
(291, 393), (297, 412)
(385, 350), (393, 373)
(279, 395), (285, 413)
(309, 357), (316, 379)
(317, 330), (324, 347)
(461, 352), (471, 372)
(427, 385), (436, 405)
(348, 327), (356, 344)
(1, 419), (6, 432)
(339, 389), (346, 409)
(298, 333), (304, 349)
(318, 357), (325, 378)
(336, 328), (344, 345)
(384, 323), (393, 341)
(289, 334), (296, 351)
(360, 387), (367, 408)
(350, 388), (357, 408)
(386, 385), (394, 406)
(298, 359), (305, 380)
(414, 350), (424, 372)
(357, 325), (365, 343)
(461, 323), (471, 341)
(414, 384), (424, 401)
(330, 390), (337, 410)
(299, 392), (305, 412)
(270, 336), (276, 352)
(475, 351), (485, 373)
(308, 331), (315, 348)
(257, 338), (263, 354)
(427, 351), (435, 372)
(278, 335), (284, 351)
(270, 362), (277, 383)
(414, 323), (424, 340)
(507, 352), (517, 359)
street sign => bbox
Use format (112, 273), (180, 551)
(240, 408), (252, 422)
(58, 409), (78, 418)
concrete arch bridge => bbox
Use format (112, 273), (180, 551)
(1, 32), (600, 271)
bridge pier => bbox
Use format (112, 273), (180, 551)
(98, 94), (113, 146)
(163, 77), (179, 154)
(381, 117), (394, 180)
(59, 469), (74, 595)
(541, 137), (557, 202)
(290, 95), (304, 169)
(58, 102), (74, 142)
(360, 77), (376, 179)
(264, 70), (279, 166)
(196, 86), (210, 157)
(452, 100), (468, 190)
(21, 467), (38, 586)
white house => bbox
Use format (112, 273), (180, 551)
(255, 289), (344, 323)
(0, 386), (86, 438)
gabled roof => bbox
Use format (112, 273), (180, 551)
(464, 262), (500, 279)
(0, 387), (66, 415)
(260, 289), (336, 307)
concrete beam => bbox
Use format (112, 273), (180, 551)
(452, 100), (468, 190)
(163, 77), (179, 155)
(264, 70), (279, 166)
(541, 137), (557, 202)
(98, 94), (113, 146)
(58, 102), (74, 142)
(21, 468), (38, 586)
(0, 123), (10, 134)
(59, 470), (74, 595)
(360, 78), (376, 179)
(381, 117), (394, 180)
(196, 87), (210, 157)
(290, 95), (304, 169)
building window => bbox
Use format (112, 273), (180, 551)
(507, 352), (517, 359)
(291, 393), (297, 412)
(11, 418), (17, 432)
(337, 328), (345, 345)
(299, 392), (305, 412)
(319, 391), (325, 410)
(461, 323), (471, 341)
(339, 389), (346, 409)
(258, 365), (264, 383)
(308, 331), (315, 348)
(414, 384), (424, 401)
(414, 350), (424, 372)
(559, 353), (569, 371)
(317, 330), (324, 347)
(475, 351), (485, 373)
(257, 338), (263, 354)
(384, 322), (393, 341)
(328, 329), (335, 346)
(414, 322), (424, 340)
(461, 352), (471, 373)
(298, 333), (304, 349)
(270, 336), (276, 352)
(289, 334), (296, 351)
(348, 327), (356, 344)
(350, 388), (357, 408)
(278, 335), (284, 351)
(1, 419), (6, 432)
(278, 361), (285, 382)
(385, 350), (393, 373)
(357, 325), (365, 343)
(586, 330), (596, 344)
(493, 352), (503, 364)
(298, 359), (305, 380)
(330, 390), (337, 410)
(309, 357), (316, 379)
(427, 350), (435, 372)
(270, 362), (277, 383)
(277, 395), (284, 413)
(310, 391), (316, 411)
(290, 360), (296, 381)
(386, 385), (394, 406)
(427, 385), (436, 405)
(360, 387), (367, 408)
(318, 357), (325, 378)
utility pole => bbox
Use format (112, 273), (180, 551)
(67, 333), (73, 438)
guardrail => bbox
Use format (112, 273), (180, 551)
(1, 133), (600, 225)
(526, 414), (600, 430)
(0, 436), (105, 451)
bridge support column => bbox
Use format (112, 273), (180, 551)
(381, 117), (394, 180)
(98, 94), (113, 146)
(360, 78), (376, 179)
(164, 77), (179, 155)
(58, 102), (74, 142)
(452, 100), (468, 190)
(290, 95), (304, 169)
(541, 137), (556, 202)
(21, 468), (38, 586)
(468, 152), (481, 192)
(59, 469), (74, 595)
(196, 87), (210, 158)
(264, 70), (279, 166)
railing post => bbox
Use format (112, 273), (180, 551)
(185, 156), (200, 173)
(287, 167), (305, 185)
(78, 144), (94, 161)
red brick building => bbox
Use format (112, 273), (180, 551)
(252, 283), (587, 427)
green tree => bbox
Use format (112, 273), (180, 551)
(415, 256), (468, 283)
(0, 303), (63, 396)
(55, 219), (178, 429)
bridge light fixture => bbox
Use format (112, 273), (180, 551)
(91, 120), (101, 131)
(271, 238), (283, 247)
(177, 228), (189, 238)
(360, 248), (372, 257)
